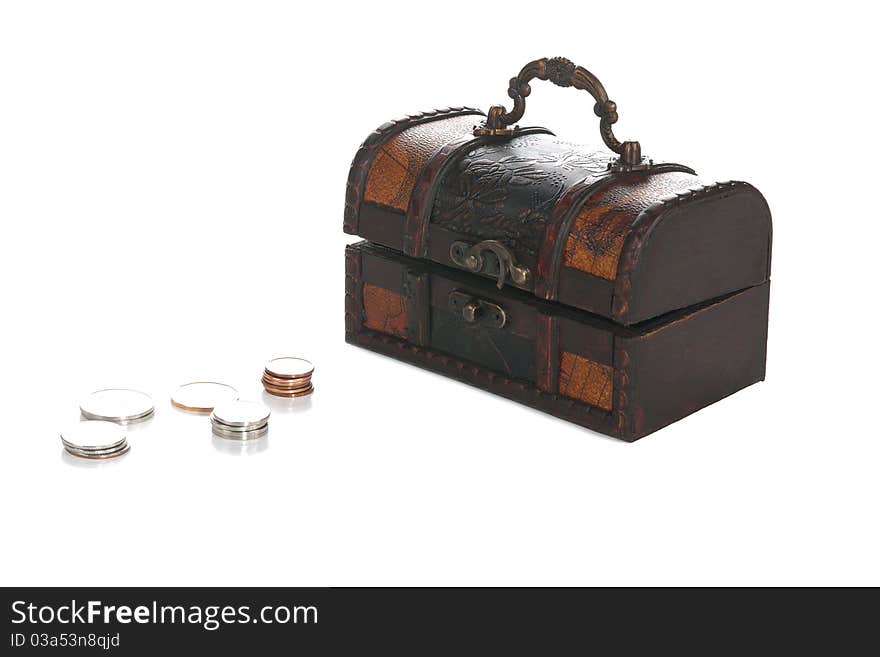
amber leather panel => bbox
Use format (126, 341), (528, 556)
(362, 283), (408, 339)
(364, 114), (479, 213)
(558, 352), (613, 411)
(563, 172), (700, 281)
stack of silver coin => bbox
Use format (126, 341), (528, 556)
(80, 388), (155, 424)
(210, 400), (270, 440)
(61, 421), (130, 459)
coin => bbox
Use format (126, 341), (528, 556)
(171, 381), (238, 413)
(262, 356), (314, 398)
(211, 400), (270, 428)
(261, 374), (311, 389)
(80, 388), (154, 424)
(211, 424), (268, 441)
(262, 371), (310, 382)
(265, 357), (314, 379)
(65, 444), (131, 460)
(60, 421), (129, 460)
(60, 421), (127, 451)
(61, 438), (126, 453)
(211, 418), (268, 432)
(261, 381), (314, 398)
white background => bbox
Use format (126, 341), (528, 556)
(1, 1), (877, 586)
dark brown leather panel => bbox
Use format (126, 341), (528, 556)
(615, 182), (772, 324)
(430, 134), (611, 262)
(358, 202), (406, 253)
(428, 275), (537, 341)
(404, 270), (430, 348)
(556, 268), (615, 317)
(361, 248), (406, 292)
(615, 282), (769, 440)
(557, 316), (613, 365)
(404, 127), (552, 259)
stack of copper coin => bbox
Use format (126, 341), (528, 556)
(262, 357), (314, 397)
(210, 400), (270, 441)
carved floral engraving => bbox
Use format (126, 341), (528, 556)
(431, 135), (608, 259)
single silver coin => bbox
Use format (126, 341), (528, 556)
(211, 400), (270, 428)
(171, 381), (238, 413)
(265, 357), (314, 379)
(60, 421), (127, 450)
(80, 388), (154, 423)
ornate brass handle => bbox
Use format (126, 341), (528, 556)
(476, 57), (643, 168)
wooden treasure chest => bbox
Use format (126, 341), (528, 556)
(344, 57), (771, 441)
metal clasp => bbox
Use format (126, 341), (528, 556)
(449, 240), (531, 290)
(448, 291), (507, 329)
